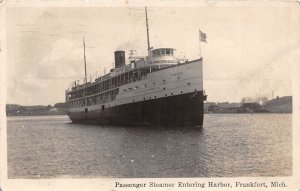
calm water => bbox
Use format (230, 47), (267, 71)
(7, 114), (292, 178)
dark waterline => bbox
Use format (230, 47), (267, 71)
(7, 114), (292, 178)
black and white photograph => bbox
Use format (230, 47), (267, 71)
(0, 1), (299, 190)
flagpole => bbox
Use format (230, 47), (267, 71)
(198, 29), (202, 58)
(199, 29), (207, 59)
(199, 38), (202, 58)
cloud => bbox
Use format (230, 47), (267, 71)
(7, 38), (92, 105)
(36, 39), (85, 80)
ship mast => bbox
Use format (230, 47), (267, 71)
(83, 37), (87, 83)
(145, 7), (151, 53)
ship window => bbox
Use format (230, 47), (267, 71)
(161, 49), (165, 55)
(153, 50), (160, 56)
(166, 49), (170, 55)
(152, 50), (157, 57)
(102, 105), (105, 111)
(153, 51), (156, 57)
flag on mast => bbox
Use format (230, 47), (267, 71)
(199, 30), (207, 43)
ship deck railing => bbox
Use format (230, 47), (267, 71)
(66, 58), (201, 95)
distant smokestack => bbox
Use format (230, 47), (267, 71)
(114, 51), (125, 68)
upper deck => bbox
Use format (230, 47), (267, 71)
(64, 47), (196, 106)
(66, 48), (180, 93)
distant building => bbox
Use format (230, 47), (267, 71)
(242, 102), (261, 110)
(208, 104), (222, 112)
(241, 102), (268, 113)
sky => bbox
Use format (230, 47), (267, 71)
(5, 5), (299, 105)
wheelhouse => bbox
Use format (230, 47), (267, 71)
(149, 48), (177, 64)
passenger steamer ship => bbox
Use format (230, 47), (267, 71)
(65, 8), (207, 127)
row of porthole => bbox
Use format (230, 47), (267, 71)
(124, 81), (162, 91)
(143, 95), (156, 101)
(116, 89), (180, 107)
(133, 91), (186, 102)
(124, 81), (190, 92)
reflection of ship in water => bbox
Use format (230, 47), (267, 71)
(65, 8), (207, 127)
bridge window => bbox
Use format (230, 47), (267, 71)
(166, 49), (170, 55)
(152, 49), (174, 57)
(152, 50), (157, 57)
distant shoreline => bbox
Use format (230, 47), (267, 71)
(6, 96), (292, 116)
(204, 112), (292, 114)
(6, 113), (68, 117)
(6, 103), (67, 116)
(205, 96), (292, 114)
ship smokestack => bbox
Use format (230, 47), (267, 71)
(114, 51), (125, 68)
